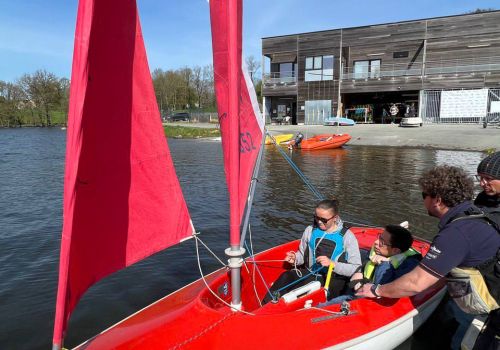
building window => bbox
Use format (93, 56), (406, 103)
(279, 63), (294, 78)
(353, 59), (381, 79)
(305, 55), (334, 81)
(305, 100), (332, 124)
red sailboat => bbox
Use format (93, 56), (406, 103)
(52, 1), (445, 349)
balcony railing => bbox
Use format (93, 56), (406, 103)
(263, 71), (297, 86)
(343, 56), (500, 80)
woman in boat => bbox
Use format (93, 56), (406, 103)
(263, 199), (361, 303)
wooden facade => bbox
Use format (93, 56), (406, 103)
(262, 11), (500, 124)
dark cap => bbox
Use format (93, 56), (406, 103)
(477, 152), (500, 179)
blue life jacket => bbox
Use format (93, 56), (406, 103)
(308, 226), (346, 272)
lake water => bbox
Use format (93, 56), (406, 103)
(0, 128), (484, 349)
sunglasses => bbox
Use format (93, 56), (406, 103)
(421, 192), (430, 200)
(314, 214), (335, 224)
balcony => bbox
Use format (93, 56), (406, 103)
(342, 56), (500, 81)
(263, 71), (297, 86)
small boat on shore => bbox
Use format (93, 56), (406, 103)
(300, 133), (351, 150)
(324, 117), (356, 126)
(265, 133), (294, 145)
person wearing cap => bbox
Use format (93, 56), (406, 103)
(356, 165), (500, 350)
(475, 151), (500, 209)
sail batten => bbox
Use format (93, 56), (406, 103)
(52, 1), (193, 347)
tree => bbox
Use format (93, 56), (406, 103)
(152, 68), (169, 116)
(18, 70), (64, 126)
(245, 55), (261, 83)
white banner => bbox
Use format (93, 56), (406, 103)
(440, 89), (488, 119)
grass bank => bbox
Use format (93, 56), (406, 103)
(163, 125), (220, 138)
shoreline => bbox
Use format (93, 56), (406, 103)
(3, 123), (497, 152)
(168, 122), (499, 152)
(267, 123), (500, 153)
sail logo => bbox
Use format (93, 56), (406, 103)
(240, 132), (257, 153)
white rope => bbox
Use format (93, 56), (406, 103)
(247, 224), (263, 307)
(194, 233), (255, 316)
(193, 233), (227, 267)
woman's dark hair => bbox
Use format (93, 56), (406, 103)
(316, 199), (339, 215)
(385, 225), (413, 252)
(418, 165), (474, 208)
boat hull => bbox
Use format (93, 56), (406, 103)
(265, 133), (294, 145)
(300, 134), (351, 150)
(76, 228), (445, 349)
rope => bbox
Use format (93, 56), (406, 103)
(266, 131), (324, 200)
(274, 266), (323, 295)
(193, 233), (227, 268)
(246, 224), (264, 307)
(244, 240), (274, 306)
(193, 233), (255, 316)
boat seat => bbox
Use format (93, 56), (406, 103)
(281, 281), (322, 303)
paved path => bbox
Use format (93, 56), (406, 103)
(267, 124), (500, 152)
(168, 122), (499, 152)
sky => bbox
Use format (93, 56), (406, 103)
(0, 0), (499, 83)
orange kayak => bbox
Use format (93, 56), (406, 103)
(300, 133), (351, 150)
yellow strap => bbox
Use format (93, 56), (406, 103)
(324, 262), (335, 290)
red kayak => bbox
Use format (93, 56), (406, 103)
(300, 134), (351, 150)
(76, 227), (445, 350)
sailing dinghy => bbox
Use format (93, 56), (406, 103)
(53, 0), (446, 349)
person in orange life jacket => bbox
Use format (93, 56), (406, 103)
(319, 224), (420, 306)
(262, 199), (361, 304)
(356, 165), (500, 350)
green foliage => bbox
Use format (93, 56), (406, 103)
(163, 125), (220, 138)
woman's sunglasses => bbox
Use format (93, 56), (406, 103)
(314, 214), (335, 224)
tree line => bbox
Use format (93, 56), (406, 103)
(0, 56), (261, 128)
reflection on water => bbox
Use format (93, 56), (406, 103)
(0, 129), (486, 349)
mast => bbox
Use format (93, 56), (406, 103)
(226, 0), (245, 310)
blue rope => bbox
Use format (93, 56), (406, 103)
(266, 132), (324, 201)
(273, 266), (323, 295)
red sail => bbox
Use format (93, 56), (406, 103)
(209, 0), (264, 246)
(52, 0), (193, 346)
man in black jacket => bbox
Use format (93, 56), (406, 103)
(472, 151), (500, 350)
(475, 151), (500, 209)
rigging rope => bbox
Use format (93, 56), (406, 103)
(266, 132), (324, 200)
(193, 233), (255, 316)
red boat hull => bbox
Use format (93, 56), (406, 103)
(76, 228), (445, 349)
(300, 134), (351, 150)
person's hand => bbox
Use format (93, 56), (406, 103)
(370, 254), (390, 265)
(316, 255), (332, 267)
(285, 251), (296, 264)
(355, 283), (377, 298)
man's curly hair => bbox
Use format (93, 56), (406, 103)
(418, 165), (474, 208)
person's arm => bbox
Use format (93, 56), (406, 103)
(356, 265), (440, 298)
(293, 226), (312, 266)
(330, 230), (362, 277)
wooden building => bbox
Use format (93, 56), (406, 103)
(261, 10), (500, 125)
